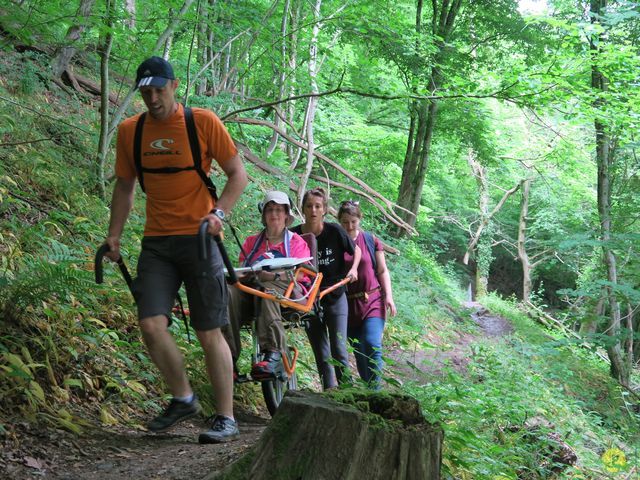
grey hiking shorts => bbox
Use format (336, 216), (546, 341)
(132, 235), (229, 331)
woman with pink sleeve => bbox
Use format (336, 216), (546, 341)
(224, 191), (310, 380)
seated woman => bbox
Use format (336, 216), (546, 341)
(224, 191), (311, 380)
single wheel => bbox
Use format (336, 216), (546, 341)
(261, 349), (297, 416)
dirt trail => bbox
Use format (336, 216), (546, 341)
(2, 411), (266, 479)
(2, 303), (511, 479)
(387, 302), (513, 382)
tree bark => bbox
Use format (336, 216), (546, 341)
(51, 0), (96, 79)
(210, 390), (442, 480)
(296, 0), (322, 205)
(518, 178), (533, 301)
(96, 0), (114, 199)
(395, 0), (462, 232)
(590, 0), (630, 385)
(266, 0), (291, 157)
(286, 0), (302, 164)
(124, 0), (135, 29)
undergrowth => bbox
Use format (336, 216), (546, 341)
(405, 293), (640, 479)
(1, 46), (638, 480)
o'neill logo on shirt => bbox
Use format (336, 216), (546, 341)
(145, 138), (181, 156)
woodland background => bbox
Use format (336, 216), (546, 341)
(0, 0), (639, 478)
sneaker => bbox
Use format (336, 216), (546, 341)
(148, 397), (201, 433)
(251, 350), (284, 380)
(198, 415), (240, 444)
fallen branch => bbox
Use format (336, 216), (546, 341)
(73, 73), (120, 105)
(229, 117), (417, 235)
(235, 139), (415, 237)
(0, 138), (55, 147)
(523, 301), (609, 364)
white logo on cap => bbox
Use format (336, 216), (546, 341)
(150, 139), (174, 150)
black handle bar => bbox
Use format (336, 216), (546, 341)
(198, 220), (238, 285)
(95, 243), (134, 291)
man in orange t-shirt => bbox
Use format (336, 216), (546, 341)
(104, 56), (248, 444)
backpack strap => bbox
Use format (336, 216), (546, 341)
(184, 106), (218, 202)
(362, 231), (378, 273)
(243, 231), (266, 267)
(242, 229), (292, 267)
(132, 106), (218, 202)
(133, 112), (147, 192)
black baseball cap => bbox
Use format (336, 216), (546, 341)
(135, 56), (175, 88)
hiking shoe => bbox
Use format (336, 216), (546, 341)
(198, 415), (240, 444)
(251, 350), (284, 380)
(148, 397), (201, 433)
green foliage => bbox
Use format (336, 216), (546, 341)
(406, 294), (639, 479)
(0, 3), (638, 478)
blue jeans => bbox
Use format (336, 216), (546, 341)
(347, 317), (385, 390)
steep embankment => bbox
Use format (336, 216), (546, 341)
(2, 305), (503, 479)
(1, 45), (638, 480)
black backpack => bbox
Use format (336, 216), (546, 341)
(362, 231), (377, 273)
(132, 106), (217, 201)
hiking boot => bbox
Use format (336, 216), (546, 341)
(251, 350), (285, 380)
(198, 415), (240, 444)
(148, 397), (201, 433)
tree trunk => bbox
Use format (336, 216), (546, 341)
(296, 0), (322, 204)
(96, 0), (114, 199)
(51, 0), (96, 79)
(210, 390), (442, 480)
(196, 0), (210, 96)
(124, 0), (135, 29)
(518, 179), (533, 301)
(579, 294), (605, 335)
(266, 0), (291, 157)
(286, 0), (302, 164)
(395, 0), (462, 232)
(590, 0), (630, 386)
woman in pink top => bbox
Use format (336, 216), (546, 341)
(224, 191), (310, 380)
(339, 200), (397, 389)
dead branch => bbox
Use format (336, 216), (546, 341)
(73, 73), (120, 105)
(0, 138), (55, 147)
(523, 301), (609, 363)
(220, 81), (559, 121)
(228, 117), (417, 235)
(235, 141), (411, 244)
(463, 181), (521, 264)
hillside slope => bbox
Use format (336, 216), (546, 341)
(1, 47), (639, 480)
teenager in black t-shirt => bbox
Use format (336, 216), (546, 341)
(292, 187), (361, 389)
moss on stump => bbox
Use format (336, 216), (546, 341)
(209, 389), (443, 480)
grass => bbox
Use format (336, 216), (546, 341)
(399, 292), (640, 479)
(1, 47), (639, 480)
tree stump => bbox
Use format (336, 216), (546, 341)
(211, 389), (443, 480)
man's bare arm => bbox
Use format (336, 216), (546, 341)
(105, 177), (136, 260)
(205, 153), (248, 235)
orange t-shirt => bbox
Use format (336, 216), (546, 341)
(115, 104), (238, 236)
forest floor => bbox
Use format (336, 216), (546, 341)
(1, 303), (512, 479)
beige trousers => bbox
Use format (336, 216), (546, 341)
(223, 278), (301, 360)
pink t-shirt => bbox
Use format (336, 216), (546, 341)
(239, 230), (311, 265)
(344, 232), (385, 326)
(239, 230), (312, 288)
